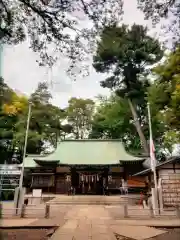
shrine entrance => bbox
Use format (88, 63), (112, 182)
(71, 167), (109, 195)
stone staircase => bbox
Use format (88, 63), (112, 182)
(47, 195), (138, 205)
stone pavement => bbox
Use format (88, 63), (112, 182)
(1, 205), (180, 240)
(0, 218), (38, 227)
(51, 205), (116, 240)
(111, 225), (166, 240)
(49, 205), (168, 240)
(110, 219), (180, 227)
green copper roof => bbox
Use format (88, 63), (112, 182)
(24, 139), (144, 168)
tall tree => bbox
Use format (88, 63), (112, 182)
(0, 79), (70, 163)
(147, 47), (180, 153)
(89, 94), (142, 151)
(0, 0), (123, 72)
(137, 0), (180, 47)
(66, 97), (95, 139)
(0, 77), (13, 106)
(0, 78), (20, 163)
(93, 24), (163, 153)
(30, 82), (52, 104)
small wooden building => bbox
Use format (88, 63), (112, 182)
(24, 139), (147, 194)
(133, 156), (180, 207)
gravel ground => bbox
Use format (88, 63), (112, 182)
(148, 228), (180, 240)
(115, 228), (180, 240)
(115, 233), (134, 239)
(0, 228), (56, 240)
(1, 228), (180, 240)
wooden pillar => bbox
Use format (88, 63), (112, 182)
(123, 164), (128, 181)
(105, 167), (109, 186)
(54, 168), (57, 194)
(31, 175), (34, 189)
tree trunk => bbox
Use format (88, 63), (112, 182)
(128, 99), (149, 154)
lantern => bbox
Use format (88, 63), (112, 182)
(108, 175), (112, 182)
(66, 175), (71, 182)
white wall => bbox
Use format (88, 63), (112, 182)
(159, 163), (180, 207)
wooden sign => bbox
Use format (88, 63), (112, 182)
(32, 189), (42, 198)
(160, 171), (180, 206)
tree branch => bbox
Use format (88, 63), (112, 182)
(0, 0), (12, 24)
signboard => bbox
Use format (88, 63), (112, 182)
(56, 166), (70, 173)
(0, 170), (21, 175)
(0, 165), (21, 175)
(0, 164), (21, 169)
(160, 170), (180, 206)
(110, 166), (123, 173)
(32, 189), (42, 198)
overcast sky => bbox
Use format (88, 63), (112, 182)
(2, 0), (161, 108)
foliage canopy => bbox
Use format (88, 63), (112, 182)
(0, 0), (123, 75)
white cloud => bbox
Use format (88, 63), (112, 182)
(2, 0), (162, 108)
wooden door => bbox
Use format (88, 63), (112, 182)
(56, 175), (70, 194)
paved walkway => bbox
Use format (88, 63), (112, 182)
(49, 205), (168, 240)
(51, 205), (116, 240)
(1, 204), (179, 239)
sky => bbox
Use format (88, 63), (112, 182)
(2, 0), (161, 108)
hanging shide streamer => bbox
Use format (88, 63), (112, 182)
(78, 173), (103, 183)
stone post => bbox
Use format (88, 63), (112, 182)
(0, 202), (2, 219)
(20, 204), (26, 218)
(14, 187), (19, 215)
(17, 187), (26, 214)
(45, 204), (50, 218)
(151, 188), (159, 216)
(176, 205), (180, 218)
(123, 204), (128, 218)
(158, 178), (163, 213)
(149, 205), (154, 218)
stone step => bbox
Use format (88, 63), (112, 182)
(49, 200), (127, 202)
(46, 196), (138, 205)
(48, 199), (129, 205)
(50, 200), (126, 202)
(49, 202), (126, 205)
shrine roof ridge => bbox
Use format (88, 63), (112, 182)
(24, 140), (146, 168)
(59, 139), (123, 141)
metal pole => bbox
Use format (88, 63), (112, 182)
(0, 161), (7, 201)
(147, 102), (158, 191)
(18, 102), (32, 191)
(147, 102), (159, 215)
(0, 169), (3, 201)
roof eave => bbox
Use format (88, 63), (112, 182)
(120, 158), (146, 164)
(132, 156), (180, 176)
(132, 169), (151, 176)
(34, 159), (59, 166)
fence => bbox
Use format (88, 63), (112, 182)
(1, 202), (180, 219)
(0, 203), (50, 219)
(0, 175), (20, 201)
(108, 204), (180, 219)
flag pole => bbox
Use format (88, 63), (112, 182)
(147, 102), (158, 190)
(147, 102), (158, 213)
(17, 101), (32, 210)
(19, 101), (32, 191)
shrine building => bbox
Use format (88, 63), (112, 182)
(24, 139), (147, 194)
